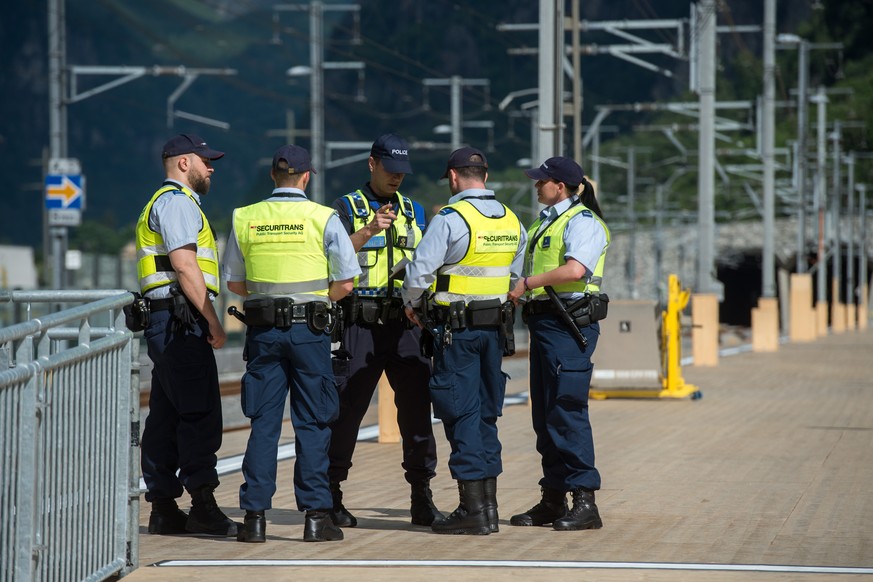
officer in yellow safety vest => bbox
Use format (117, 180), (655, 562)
(327, 134), (443, 528)
(403, 146), (526, 535)
(507, 156), (610, 533)
(136, 133), (238, 538)
(222, 145), (360, 543)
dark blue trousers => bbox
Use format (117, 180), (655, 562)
(528, 314), (601, 492)
(239, 325), (338, 512)
(141, 308), (222, 502)
(428, 326), (506, 481)
(328, 320), (436, 484)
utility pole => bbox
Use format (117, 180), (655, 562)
(830, 120), (842, 307)
(310, 0), (325, 203)
(275, 2), (361, 204)
(796, 40), (810, 273)
(47, 0), (68, 289)
(695, 0), (718, 296)
(626, 147), (637, 299)
(858, 183), (868, 318)
(761, 0), (776, 298)
(813, 86), (828, 313)
(570, 0), (583, 164)
(423, 76), (491, 151)
(846, 152), (855, 308)
(538, 0), (564, 163)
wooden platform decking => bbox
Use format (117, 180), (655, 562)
(124, 327), (873, 581)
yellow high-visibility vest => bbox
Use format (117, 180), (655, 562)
(136, 184), (220, 295)
(232, 199), (335, 303)
(431, 199), (521, 306)
(527, 202), (610, 297)
(343, 191), (423, 296)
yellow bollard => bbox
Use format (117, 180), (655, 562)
(691, 293), (719, 367)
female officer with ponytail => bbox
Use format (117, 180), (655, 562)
(508, 156), (610, 532)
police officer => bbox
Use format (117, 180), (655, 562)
(327, 133), (442, 527)
(223, 145), (360, 543)
(507, 156), (610, 531)
(136, 133), (237, 537)
(403, 147), (525, 535)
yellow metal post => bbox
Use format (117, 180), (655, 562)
(659, 275), (701, 399)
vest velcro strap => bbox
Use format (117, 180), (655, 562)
(153, 255), (174, 272)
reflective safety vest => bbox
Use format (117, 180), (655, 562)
(431, 199), (521, 306)
(527, 202), (610, 297)
(136, 184), (220, 295)
(232, 199), (335, 303)
(343, 190), (423, 297)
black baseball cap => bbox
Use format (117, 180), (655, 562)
(162, 133), (224, 160)
(370, 133), (413, 174)
(272, 144), (316, 174)
(525, 156), (585, 187)
(441, 146), (488, 179)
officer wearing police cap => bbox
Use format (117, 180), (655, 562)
(327, 133), (443, 528)
(507, 156), (610, 532)
(403, 146), (526, 535)
(223, 144), (360, 543)
(136, 133), (238, 537)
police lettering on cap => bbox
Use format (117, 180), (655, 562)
(370, 133), (413, 175)
(272, 144), (317, 175)
(524, 156), (585, 187)
(441, 146), (488, 179)
(162, 133), (225, 160)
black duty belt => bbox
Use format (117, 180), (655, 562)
(149, 297), (175, 312)
(341, 296), (405, 325)
(431, 299), (503, 330)
(243, 296), (330, 329)
(523, 300), (560, 317)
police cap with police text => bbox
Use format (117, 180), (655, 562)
(162, 133), (225, 160)
(441, 146), (488, 179)
(272, 144), (317, 174)
(370, 133), (413, 174)
(524, 156), (585, 187)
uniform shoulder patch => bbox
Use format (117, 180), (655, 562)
(438, 207), (456, 216)
(580, 209), (593, 217)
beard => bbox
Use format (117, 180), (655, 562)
(189, 167), (211, 196)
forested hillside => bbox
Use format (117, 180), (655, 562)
(1, 0), (871, 264)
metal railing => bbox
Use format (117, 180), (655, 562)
(0, 290), (139, 582)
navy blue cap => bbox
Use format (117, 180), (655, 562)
(272, 144), (316, 175)
(162, 133), (224, 160)
(525, 157), (585, 187)
(441, 146), (488, 179)
(370, 133), (413, 174)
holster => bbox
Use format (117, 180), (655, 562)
(170, 285), (198, 333)
(565, 293), (610, 326)
(123, 292), (150, 332)
(500, 301), (516, 357)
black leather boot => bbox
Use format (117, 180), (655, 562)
(329, 481), (357, 527)
(553, 488), (603, 531)
(236, 510), (266, 543)
(483, 477), (499, 533)
(509, 486), (568, 526)
(148, 498), (188, 535)
(431, 480), (490, 535)
(304, 510), (344, 542)
(410, 480), (445, 526)
(186, 484), (239, 537)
